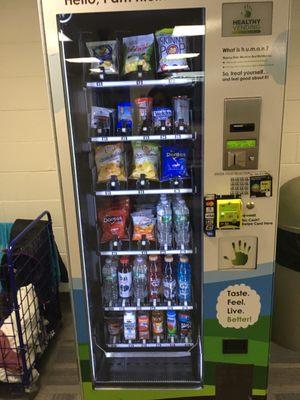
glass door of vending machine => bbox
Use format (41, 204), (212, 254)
(57, 7), (205, 388)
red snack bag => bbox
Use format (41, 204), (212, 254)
(98, 200), (129, 243)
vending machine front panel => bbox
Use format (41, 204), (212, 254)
(55, 5), (205, 389)
(39, 0), (290, 398)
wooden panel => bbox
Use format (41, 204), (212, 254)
(289, 0), (300, 68)
(0, 110), (53, 142)
(61, 253), (70, 270)
(280, 164), (300, 185)
(0, 171), (60, 201)
(0, 77), (49, 110)
(53, 226), (67, 254)
(0, 1), (41, 44)
(0, 42), (45, 78)
(281, 134), (299, 164)
(0, 141), (56, 172)
(0, 200), (64, 227)
(286, 66), (300, 101)
(283, 101), (300, 133)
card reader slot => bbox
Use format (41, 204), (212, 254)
(230, 123), (255, 132)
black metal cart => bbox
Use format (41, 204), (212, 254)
(0, 211), (61, 396)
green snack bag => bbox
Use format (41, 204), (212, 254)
(123, 34), (154, 75)
(130, 141), (160, 181)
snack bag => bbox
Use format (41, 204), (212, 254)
(156, 28), (189, 73)
(152, 107), (173, 129)
(91, 106), (115, 130)
(95, 143), (126, 183)
(117, 102), (134, 130)
(130, 142), (159, 181)
(132, 209), (156, 242)
(161, 145), (190, 182)
(135, 97), (153, 131)
(86, 40), (118, 74)
(123, 34), (154, 75)
(173, 96), (190, 128)
(98, 203), (128, 243)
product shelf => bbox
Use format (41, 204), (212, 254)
(104, 303), (193, 312)
(100, 249), (193, 256)
(90, 133), (194, 143)
(86, 72), (204, 89)
(107, 341), (193, 349)
(95, 188), (193, 197)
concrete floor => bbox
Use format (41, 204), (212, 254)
(0, 296), (299, 400)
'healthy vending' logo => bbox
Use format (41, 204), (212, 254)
(232, 3), (262, 35)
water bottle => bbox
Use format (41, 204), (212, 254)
(157, 196), (173, 249)
(102, 257), (118, 303)
(173, 198), (190, 249)
(118, 257), (133, 299)
(177, 256), (192, 304)
(149, 255), (162, 302)
(132, 256), (148, 302)
(163, 256), (177, 301)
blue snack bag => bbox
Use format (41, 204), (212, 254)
(161, 145), (190, 182)
(117, 102), (133, 129)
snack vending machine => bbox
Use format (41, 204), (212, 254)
(39, 0), (290, 399)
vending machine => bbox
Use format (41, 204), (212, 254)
(38, 0), (290, 399)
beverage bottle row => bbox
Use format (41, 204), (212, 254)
(102, 255), (192, 304)
(157, 195), (190, 249)
(106, 310), (192, 342)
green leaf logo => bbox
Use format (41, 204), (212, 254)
(224, 240), (251, 267)
(243, 4), (253, 18)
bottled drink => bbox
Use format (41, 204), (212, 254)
(132, 256), (148, 302)
(102, 257), (118, 303)
(167, 310), (177, 337)
(177, 256), (192, 303)
(152, 311), (164, 339)
(173, 198), (190, 249)
(105, 315), (123, 339)
(157, 195), (173, 249)
(138, 312), (150, 340)
(118, 257), (133, 299)
(178, 312), (192, 339)
(163, 256), (177, 301)
(148, 255), (162, 302)
(124, 312), (136, 341)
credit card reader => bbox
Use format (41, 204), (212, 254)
(223, 97), (261, 170)
(217, 198), (243, 230)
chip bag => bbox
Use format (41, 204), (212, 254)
(130, 142), (159, 181)
(95, 143), (126, 183)
(98, 197), (130, 243)
(117, 102), (134, 130)
(161, 145), (190, 182)
(152, 107), (173, 128)
(156, 28), (189, 73)
(123, 34), (154, 75)
(132, 210), (156, 242)
(91, 106), (115, 131)
(86, 40), (118, 75)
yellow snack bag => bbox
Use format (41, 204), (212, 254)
(95, 143), (126, 183)
(130, 142), (159, 181)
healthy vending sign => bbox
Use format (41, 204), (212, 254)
(216, 284), (261, 329)
(222, 2), (273, 37)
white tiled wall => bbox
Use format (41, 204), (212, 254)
(0, 0), (69, 277)
(280, 0), (300, 185)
